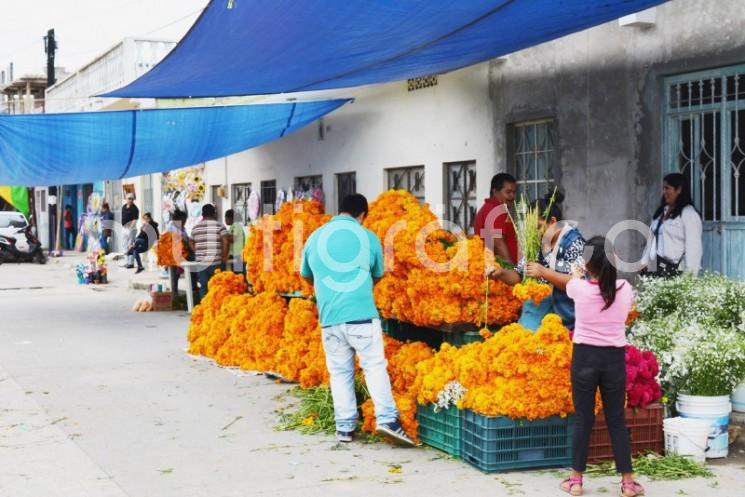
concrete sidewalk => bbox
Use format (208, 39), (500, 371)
(0, 259), (743, 497)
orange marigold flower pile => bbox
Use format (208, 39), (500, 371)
(155, 232), (188, 267)
(187, 271), (247, 354)
(415, 314), (574, 420)
(360, 338), (433, 441)
(513, 280), (553, 306)
(214, 292), (288, 371)
(365, 191), (521, 326)
(243, 200), (330, 296)
(274, 298), (330, 388)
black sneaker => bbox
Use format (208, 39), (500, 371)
(135, 267), (145, 274)
(375, 421), (415, 447)
(124, 264), (135, 269)
(336, 430), (354, 443)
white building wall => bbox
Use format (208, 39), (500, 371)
(45, 38), (175, 113)
(206, 62), (500, 219)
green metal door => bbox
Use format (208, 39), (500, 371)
(664, 65), (745, 279)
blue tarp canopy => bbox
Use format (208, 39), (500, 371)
(0, 100), (349, 186)
(105, 0), (666, 98)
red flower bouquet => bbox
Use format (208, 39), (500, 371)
(625, 345), (662, 408)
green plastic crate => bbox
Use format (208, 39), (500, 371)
(461, 410), (573, 473)
(383, 319), (483, 348)
(417, 404), (462, 457)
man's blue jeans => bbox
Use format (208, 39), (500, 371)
(196, 263), (221, 301)
(321, 319), (398, 432)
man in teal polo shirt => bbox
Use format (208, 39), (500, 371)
(301, 193), (414, 446)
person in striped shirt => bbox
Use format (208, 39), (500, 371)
(189, 204), (229, 301)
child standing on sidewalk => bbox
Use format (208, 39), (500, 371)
(560, 236), (645, 497)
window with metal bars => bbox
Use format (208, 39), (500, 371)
(444, 161), (477, 235)
(294, 175), (323, 203)
(386, 165), (425, 203)
(231, 183), (252, 223)
(666, 69), (745, 220)
(336, 172), (356, 213)
(509, 119), (556, 202)
(260, 180), (276, 215)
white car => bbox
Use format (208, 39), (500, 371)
(0, 211), (30, 250)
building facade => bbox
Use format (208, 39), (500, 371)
(197, 0), (744, 279)
(40, 37), (177, 251)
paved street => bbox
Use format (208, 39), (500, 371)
(1, 258), (743, 497)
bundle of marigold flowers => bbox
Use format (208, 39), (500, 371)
(214, 292), (288, 371)
(274, 298), (329, 388)
(243, 200), (330, 295)
(155, 232), (188, 267)
(414, 313), (574, 420)
(366, 191), (521, 326)
(360, 338), (432, 441)
(188, 271), (247, 354)
(510, 195), (552, 305)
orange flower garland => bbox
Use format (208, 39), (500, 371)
(243, 200), (330, 295)
(155, 232), (188, 267)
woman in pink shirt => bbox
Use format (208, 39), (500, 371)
(560, 236), (644, 497)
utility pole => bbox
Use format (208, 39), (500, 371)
(44, 29), (57, 87)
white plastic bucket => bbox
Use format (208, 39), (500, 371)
(663, 417), (711, 463)
(676, 394), (732, 458)
(732, 382), (745, 413)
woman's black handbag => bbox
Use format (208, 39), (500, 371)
(653, 217), (682, 277)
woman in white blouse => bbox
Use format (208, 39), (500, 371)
(641, 173), (703, 276)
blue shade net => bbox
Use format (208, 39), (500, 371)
(104, 0), (666, 98)
(0, 100), (350, 186)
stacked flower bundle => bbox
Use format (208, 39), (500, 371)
(414, 314), (574, 420)
(274, 298), (330, 388)
(361, 338), (434, 440)
(510, 195), (552, 305)
(625, 344), (662, 408)
(243, 200), (331, 295)
(155, 232), (188, 267)
(187, 271), (247, 354)
(215, 292), (288, 372)
(365, 191), (521, 326)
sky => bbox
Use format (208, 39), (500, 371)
(0, 0), (208, 80)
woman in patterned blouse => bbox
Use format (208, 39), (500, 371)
(487, 191), (586, 330)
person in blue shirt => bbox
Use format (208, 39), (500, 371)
(301, 193), (414, 446)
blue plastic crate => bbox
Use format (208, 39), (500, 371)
(461, 410), (573, 473)
(417, 404), (462, 457)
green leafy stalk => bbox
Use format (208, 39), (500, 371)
(585, 453), (713, 480)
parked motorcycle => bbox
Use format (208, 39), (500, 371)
(0, 226), (47, 264)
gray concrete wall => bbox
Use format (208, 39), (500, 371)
(488, 0), (745, 262)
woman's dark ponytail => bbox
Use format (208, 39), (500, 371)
(585, 236), (620, 310)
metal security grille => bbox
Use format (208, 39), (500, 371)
(511, 119), (555, 202)
(386, 165), (425, 203)
(667, 71), (745, 220)
(232, 183), (252, 223)
(664, 64), (745, 278)
(260, 180), (276, 215)
(336, 172), (356, 213)
(294, 175), (323, 201)
(444, 161), (477, 235)
(407, 75), (438, 91)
